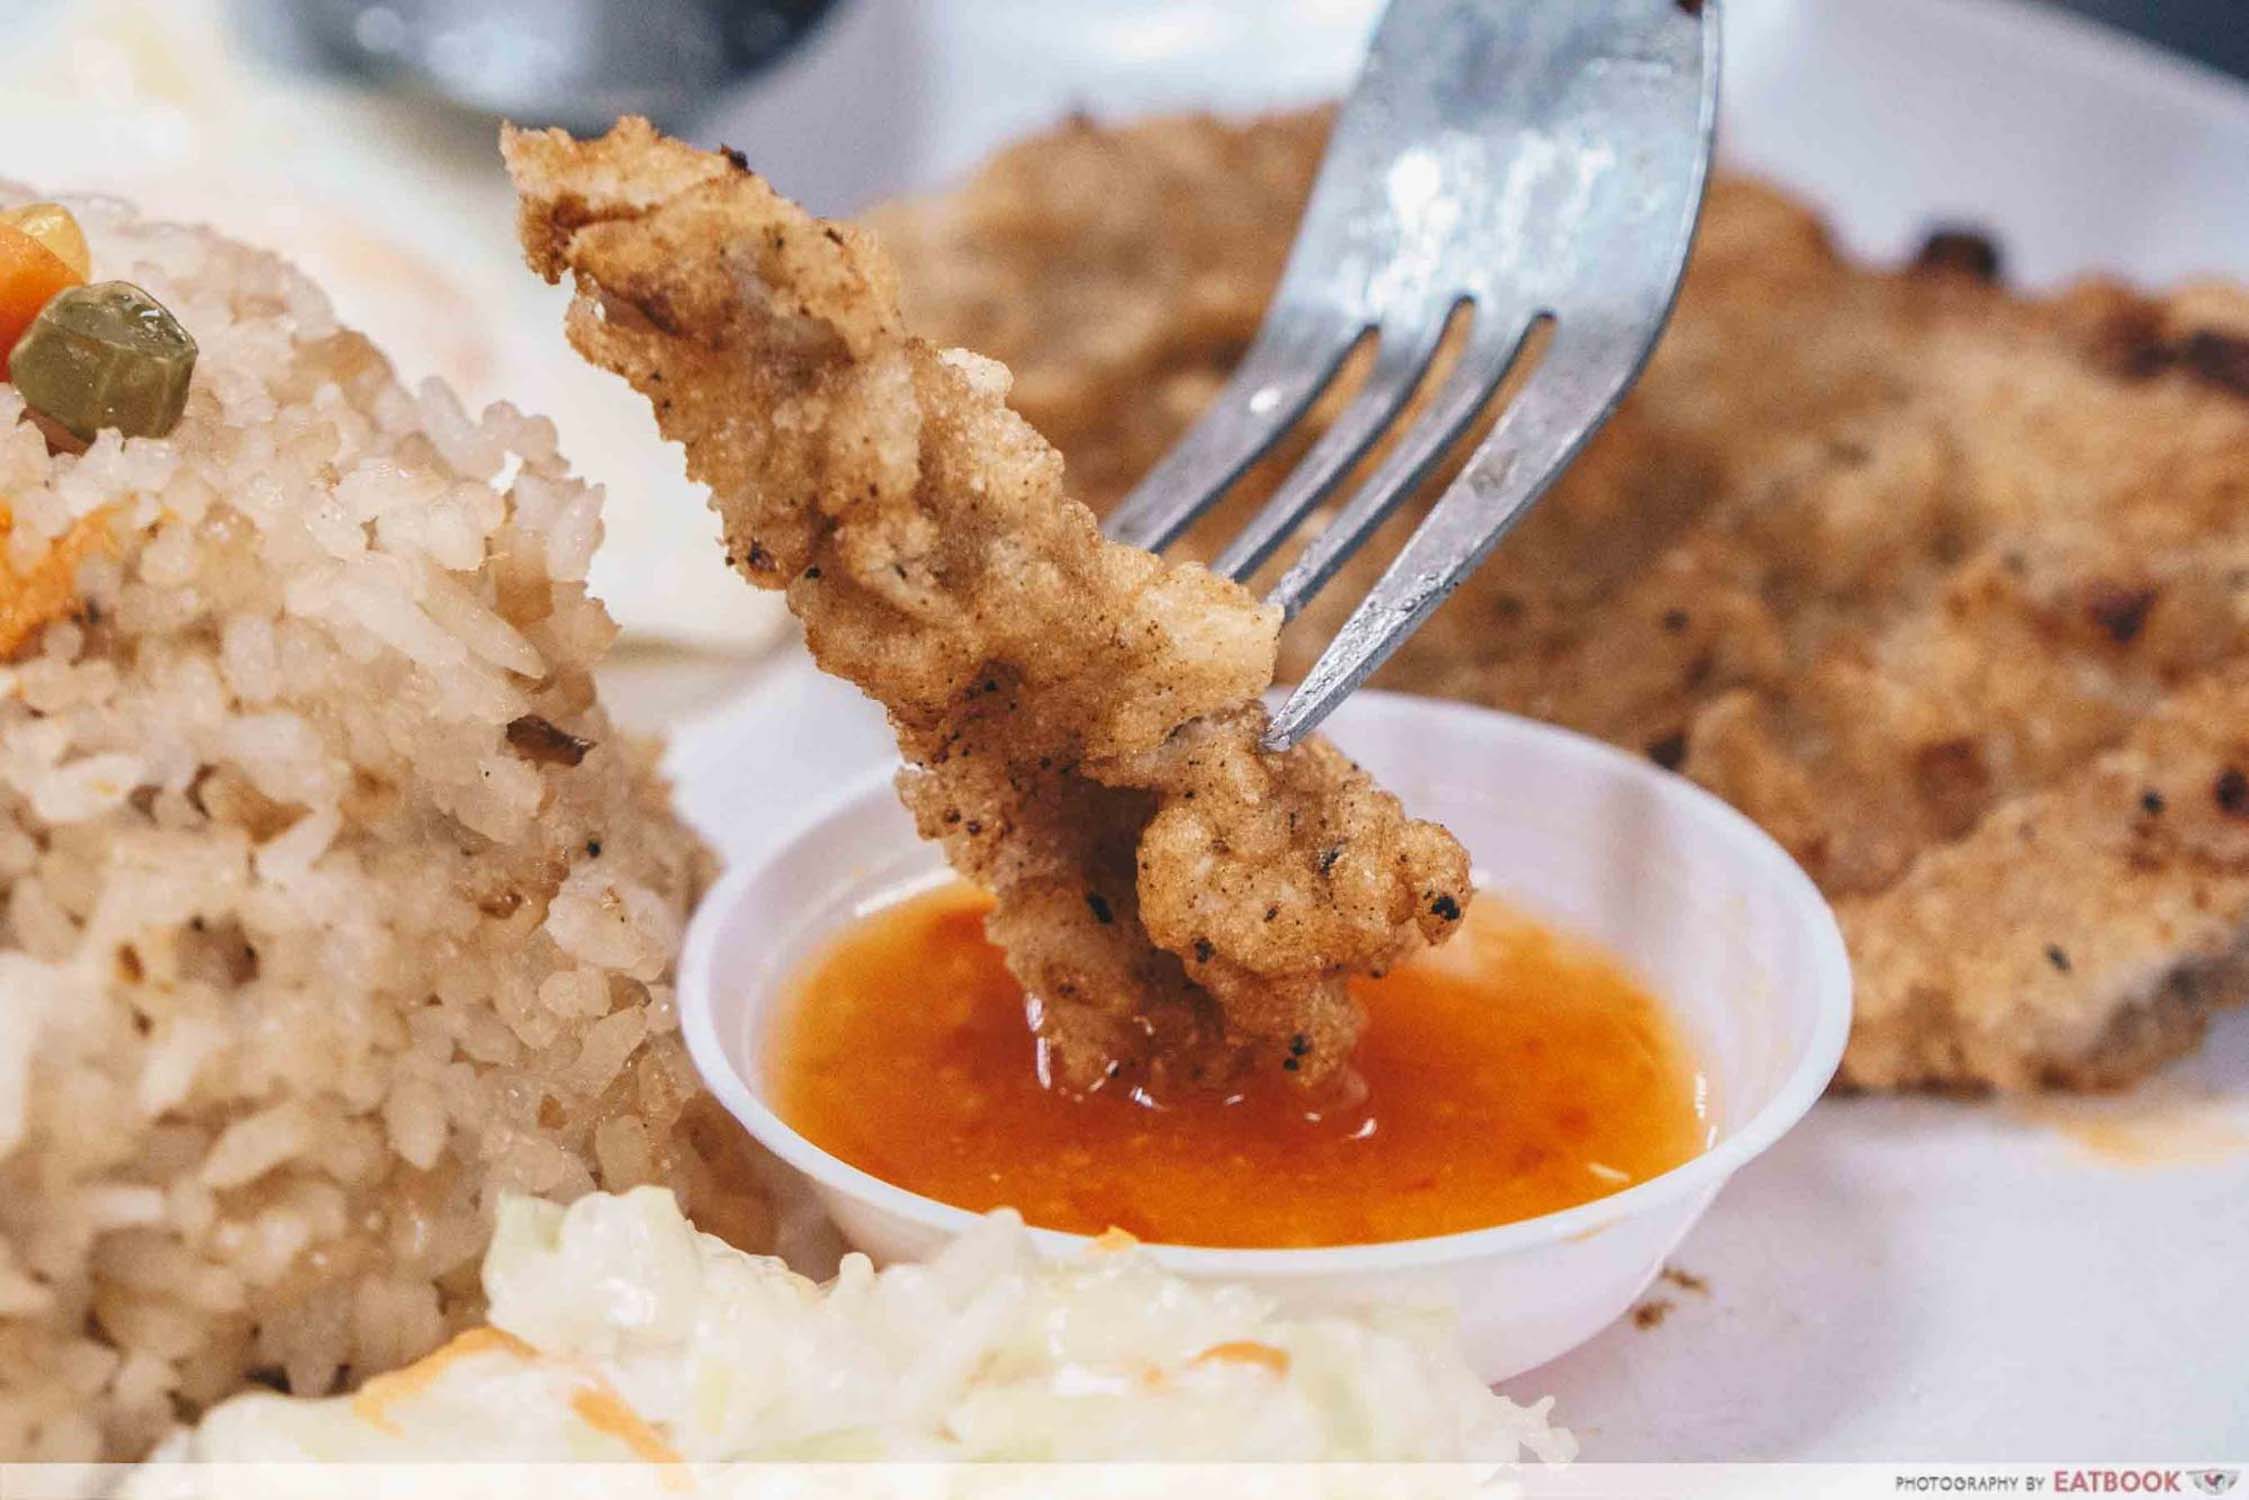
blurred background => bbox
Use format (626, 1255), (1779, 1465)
(3, 0), (2242, 722)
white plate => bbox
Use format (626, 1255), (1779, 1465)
(669, 651), (2249, 1467)
(670, 1), (2249, 1459)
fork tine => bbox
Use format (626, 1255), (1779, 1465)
(1101, 0), (1478, 558)
(1209, 312), (1452, 583)
(1101, 308), (1358, 554)
(1262, 319), (1527, 620)
(1263, 335), (1626, 751)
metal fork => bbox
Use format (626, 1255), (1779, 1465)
(1102, 0), (1718, 750)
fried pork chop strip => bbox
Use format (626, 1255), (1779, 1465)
(504, 119), (1467, 1092)
(1841, 669), (2249, 1090)
(1306, 188), (2249, 893)
(870, 111), (2249, 1092)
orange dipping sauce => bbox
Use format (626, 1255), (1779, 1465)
(769, 881), (1709, 1248)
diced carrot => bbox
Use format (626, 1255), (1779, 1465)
(0, 503), (116, 658)
(0, 204), (90, 280)
(0, 224), (84, 365)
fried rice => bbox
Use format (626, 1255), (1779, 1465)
(0, 185), (771, 1461)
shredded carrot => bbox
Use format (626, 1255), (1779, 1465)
(350, 1326), (536, 1436)
(0, 225), (81, 363)
(1191, 1340), (1293, 1376)
(571, 1383), (683, 1465)
(0, 504), (117, 657)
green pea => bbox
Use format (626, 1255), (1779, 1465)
(9, 281), (197, 441)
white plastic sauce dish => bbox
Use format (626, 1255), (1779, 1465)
(679, 690), (1852, 1381)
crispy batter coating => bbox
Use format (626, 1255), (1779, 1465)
(1840, 669), (2249, 1090)
(871, 109), (2249, 1092)
(504, 119), (1467, 1094)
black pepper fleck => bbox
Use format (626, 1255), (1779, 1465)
(2141, 789), (2166, 816)
(2045, 943), (2072, 973)
(1086, 892), (1114, 925)
(585, 838), (602, 858)
(2217, 767), (2249, 817)
(1661, 608), (1689, 633)
(1430, 893), (1462, 923)
(1647, 732), (1688, 771)
(1193, 938), (1215, 964)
